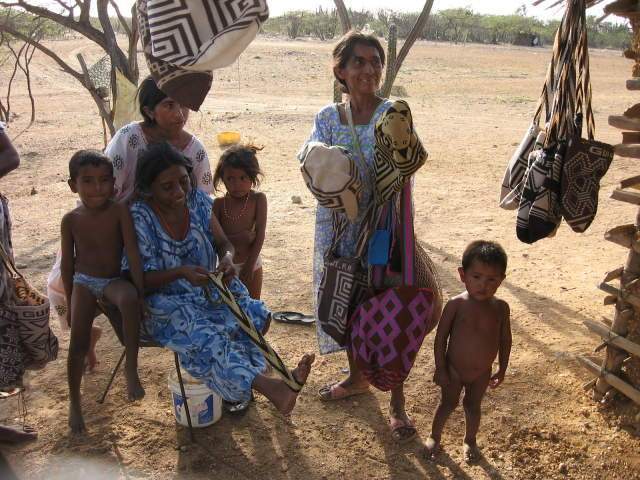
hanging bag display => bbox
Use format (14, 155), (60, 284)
(559, 7), (614, 232)
(349, 182), (439, 391)
(499, 11), (566, 210)
(0, 243), (57, 368)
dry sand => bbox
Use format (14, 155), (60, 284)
(1, 36), (640, 479)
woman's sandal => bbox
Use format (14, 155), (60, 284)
(318, 382), (370, 401)
(272, 311), (315, 325)
(389, 416), (417, 444)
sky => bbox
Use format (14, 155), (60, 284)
(108, 1), (609, 22)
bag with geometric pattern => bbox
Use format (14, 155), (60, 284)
(0, 243), (57, 369)
(350, 182), (438, 391)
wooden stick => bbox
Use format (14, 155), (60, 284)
(583, 378), (597, 391)
(604, 224), (636, 249)
(611, 189), (640, 206)
(615, 144), (640, 159)
(578, 356), (640, 405)
(601, 316), (613, 327)
(603, 266), (624, 283)
(604, 295), (617, 305)
(598, 282), (640, 309)
(621, 174), (640, 189)
(584, 320), (640, 357)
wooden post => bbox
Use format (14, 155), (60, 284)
(579, 356), (640, 405)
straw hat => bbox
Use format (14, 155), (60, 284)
(299, 142), (362, 221)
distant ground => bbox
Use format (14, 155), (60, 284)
(1, 36), (640, 479)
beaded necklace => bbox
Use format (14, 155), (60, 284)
(223, 192), (250, 221)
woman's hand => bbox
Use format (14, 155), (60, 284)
(215, 251), (236, 283)
(180, 265), (210, 286)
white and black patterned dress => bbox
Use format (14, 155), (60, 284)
(105, 122), (213, 202)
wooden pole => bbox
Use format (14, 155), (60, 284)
(579, 356), (640, 405)
(584, 320), (640, 357)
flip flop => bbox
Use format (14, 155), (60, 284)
(389, 416), (417, 444)
(272, 311), (315, 325)
(318, 382), (370, 401)
(223, 393), (254, 414)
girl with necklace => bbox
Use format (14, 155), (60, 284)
(212, 145), (267, 300)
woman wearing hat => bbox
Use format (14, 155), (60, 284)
(300, 31), (419, 443)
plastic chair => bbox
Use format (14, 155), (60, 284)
(96, 302), (195, 442)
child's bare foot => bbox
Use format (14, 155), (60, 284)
(0, 425), (37, 443)
(126, 372), (145, 401)
(272, 353), (315, 415)
(423, 436), (440, 460)
(68, 405), (86, 434)
(84, 325), (102, 373)
(463, 441), (481, 464)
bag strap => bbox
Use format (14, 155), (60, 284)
(400, 181), (416, 287)
(345, 101), (367, 173)
(533, 7), (567, 127)
(0, 241), (21, 281)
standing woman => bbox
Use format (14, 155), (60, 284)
(301, 31), (417, 442)
(106, 75), (213, 202)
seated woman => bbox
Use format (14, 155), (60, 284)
(127, 142), (314, 413)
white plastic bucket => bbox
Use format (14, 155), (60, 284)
(168, 370), (223, 428)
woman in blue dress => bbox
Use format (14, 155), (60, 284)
(128, 142), (314, 414)
(301, 31), (416, 442)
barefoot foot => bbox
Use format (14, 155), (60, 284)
(422, 436), (440, 460)
(463, 441), (481, 464)
(68, 405), (86, 434)
(126, 373), (145, 402)
(0, 425), (37, 444)
(274, 353), (315, 415)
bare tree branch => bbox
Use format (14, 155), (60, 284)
(96, 0), (130, 79)
(0, 0), (105, 47)
(394, 0), (435, 72)
(0, 22), (83, 82)
(333, 0), (351, 33)
(109, 0), (131, 37)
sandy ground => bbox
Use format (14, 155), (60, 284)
(1, 36), (640, 479)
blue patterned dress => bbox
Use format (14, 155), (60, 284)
(127, 189), (268, 402)
(302, 100), (392, 355)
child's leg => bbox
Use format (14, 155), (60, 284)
(85, 324), (102, 372)
(246, 266), (263, 300)
(67, 285), (98, 433)
(103, 280), (144, 401)
(462, 369), (491, 463)
(424, 367), (463, 458)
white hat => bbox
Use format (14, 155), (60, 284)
(299, 142), (362, 221)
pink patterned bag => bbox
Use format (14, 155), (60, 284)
(349, 182), (438, 391)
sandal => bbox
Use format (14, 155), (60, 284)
(272, 311), (315, 325)
(318, 382), (370, 401)
(389, 416), (417, 444)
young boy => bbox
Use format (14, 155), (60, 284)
(61, 150), (145, 433)
(424, 240), (512, 463)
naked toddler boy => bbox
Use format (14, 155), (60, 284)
(424, 240), (512, 463)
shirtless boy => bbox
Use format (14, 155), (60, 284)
(424, 240), (512, 463)
(61, 150), (145, 433)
